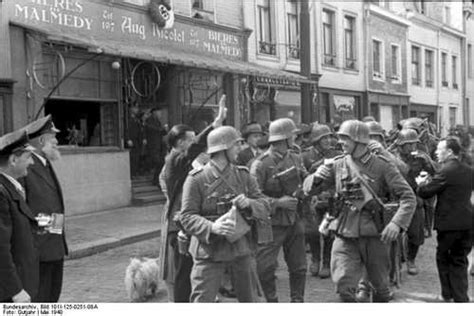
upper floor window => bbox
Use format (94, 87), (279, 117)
(390, 44), (401, 81)
(444, 5), (451, 25)
(441, 52), (448, 87)
(372, 39), (383, 79)
(468, 44), (473, 79)
(287, 0), (299, 60)
(425, 49), (434, 88)
(416, 0), (426, 14)
(344, 16), (356, 69)
(323, 9), (336, 66)
(411, 46), (420, 85)
(192, 0), (213, 11)
(257, 0), (276, 55)
(452, 56), (458, 89)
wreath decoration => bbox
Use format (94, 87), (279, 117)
(149, 0), (175, 29)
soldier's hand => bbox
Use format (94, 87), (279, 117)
(233, 194), (250, 209)
(212, 95), (227, 128)
(212, 218), (235, 237)
(276, 196), (298, 211)
(12, 289), (31, 303)
(315, 164), (331, 180)
(380, 222), (400, 243)
(368, 141), (384, 154)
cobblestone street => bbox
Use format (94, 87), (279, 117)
(60, 235), (473, 303)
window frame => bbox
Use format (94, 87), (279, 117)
(286, 0), (300, 60)
(257, 0), (276, 56)
(441, 52), (448, 87)
(411, 45), (421, 86)
(372, 38), (384, 81)
(424, 49), (434, 88)
(343, 14), (357, 70)
(452, 55), (458, 89)
(390, 43), (401, 82)
(322, 8), (337, 67)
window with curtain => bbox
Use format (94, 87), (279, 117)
(391, 44), (400, 79)
(425, 49), (433, 87)
(287, 0), (299, 59)
(452, 56), (457, 89)
(411, 46), (420, 85)
(372, 39), (382, 78)
(323, 9), (336, 66)
(344, 15), (356, 69)
(441, 52), (448, 87)
(258, 0), (276, 55)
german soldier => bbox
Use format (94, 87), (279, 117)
(390, 129), (437, 275)
(303, 120), (416, 302)
(180, 126), (272, 302)
(301, 123), (341, 278)
(250, 118), (308, 302)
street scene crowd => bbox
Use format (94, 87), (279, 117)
(2, 95), (472, 304)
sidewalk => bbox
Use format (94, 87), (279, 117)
(65, 203), (165, 260)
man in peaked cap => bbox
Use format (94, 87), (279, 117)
(236, 122), (266, 167)
(0, 129), (39, 302)
(19, 115), (68, 302)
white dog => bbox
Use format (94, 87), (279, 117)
(124, 257), (160, 302)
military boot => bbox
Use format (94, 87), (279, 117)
(289, 273), (306, 302)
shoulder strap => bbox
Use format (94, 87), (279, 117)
(346, 156), (384, 206)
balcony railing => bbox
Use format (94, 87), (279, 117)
(373, 72), (383, 79)
(426, 80), (433, 87)
(287, 44), (300, 59)
(259, 41), (277, 55)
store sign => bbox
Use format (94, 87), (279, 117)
(333, 95), (356, 122)
(9, 0), (244, 60)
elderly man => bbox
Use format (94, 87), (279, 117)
(417, 137), (474, 302)
(0, 129), (38, 303)
(303, 120), (416, 302)
(19, 115), (68, 302)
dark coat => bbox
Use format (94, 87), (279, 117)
(418, 158), (474, 232)
(236, 147), (260, 167)
(19, 155), (68, 262)
(0, 175), (39, 301)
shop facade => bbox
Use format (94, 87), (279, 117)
(3, 0), (308, 215)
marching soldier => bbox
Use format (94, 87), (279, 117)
(390, 129), (437, 275)
(301, 123), (341, 278)
(303, 120), (416, 302)
(250, 118), (308, 302)
(179, 126), (272, 302)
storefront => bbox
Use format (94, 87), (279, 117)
(409, 103), (438, 126)
(4, 0), (310, 215)
(368, 92), (410, 133)
(318, 87), (365, 127)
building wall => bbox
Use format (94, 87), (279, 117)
(466, 10), (474, 127)
(315, 1), (365, 92)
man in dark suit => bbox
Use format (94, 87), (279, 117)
(418, 136), (473, 302)
(0, 129), (38, 302)
(19, 115), (68, 303)
(236, 122), (265, 167)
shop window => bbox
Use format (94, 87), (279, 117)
(441, 52), (448, 87)
(452, 56), (458, 89)
(425, 49), (434, 88)
(45, 100), (118, 147)
(344, 16), (356, 69)
(411, 46), (420, 85)
(286, 0), (299, 60)
(322, 9), (336, 66)
(372, 39), (383, 79)
(320, 92), (330, 123)
(370, 103), (380, 121)
(257, 0), (276, 55)
(401, 105), (408, 119)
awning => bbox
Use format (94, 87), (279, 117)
(12, 22), (315, 85)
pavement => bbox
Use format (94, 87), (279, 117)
(65, 203), (165, 260)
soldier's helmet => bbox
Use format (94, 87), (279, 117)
(295, 123), (312, 136)
(268, 118), (297, 143)
(401, 117), (424, 133)
(207, 126), (243, 154)
(311, 123), (332, 143)
(397, 129), (419, 145)
(365, 121), (385, 139)
(337, 120), (370, 144)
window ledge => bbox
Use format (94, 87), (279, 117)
(343, 68), (359, 74)
(322, 64), (340, 72)
(59, 146), (124, 155)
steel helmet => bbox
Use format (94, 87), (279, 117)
(365, 121), (385, 139)
(295, 123), (312, 136)
(268, 118), (297, 142)
(397, 129), (419, 145)
(311, 123), (332, 143)
(337, 120), (370, 144)
(401, 117), (424, 133)
(207, 126), (243, 154)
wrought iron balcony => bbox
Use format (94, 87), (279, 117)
(287, 44), (300, 60)
(259, 41), (277, 55)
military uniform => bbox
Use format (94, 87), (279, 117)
(305, 150), (416, 302)
(250, 148), (308, 302)
(180, 161), (272, 302)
